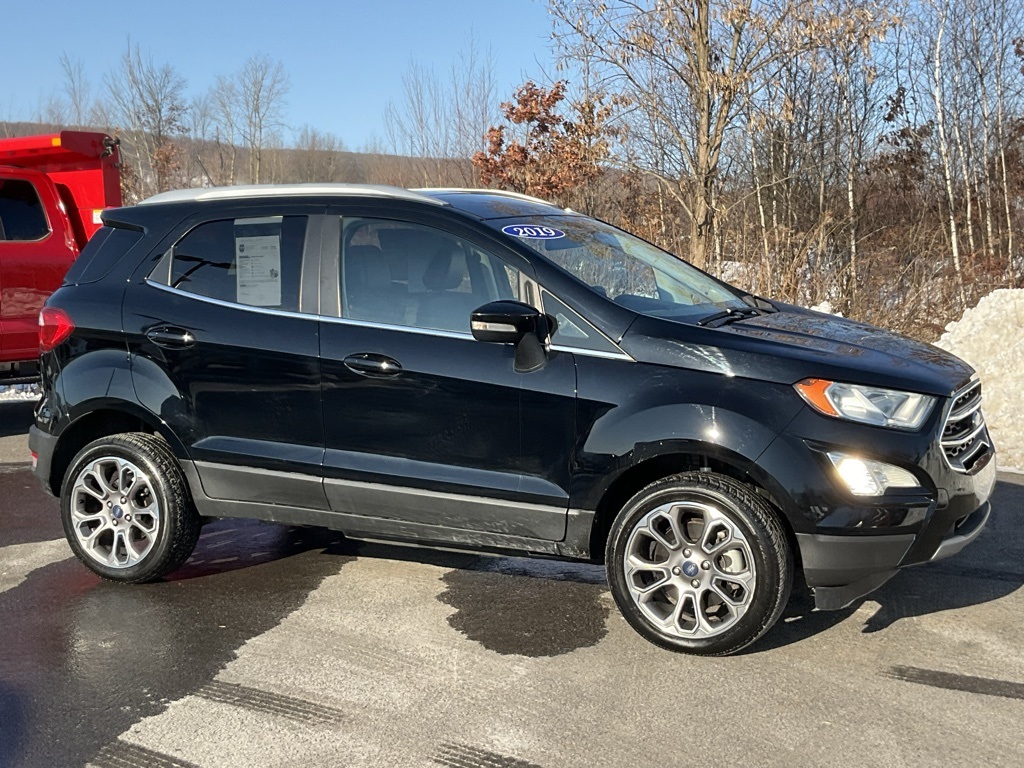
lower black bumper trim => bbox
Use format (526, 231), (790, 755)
(813, 569), (899, 610)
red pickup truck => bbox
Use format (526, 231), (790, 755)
(0, 131), (121, 382)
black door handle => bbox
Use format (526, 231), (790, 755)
(145, 326), (196, 349)
(343, 353), (402, 377)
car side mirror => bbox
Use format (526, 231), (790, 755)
(471, 300), (557, 373)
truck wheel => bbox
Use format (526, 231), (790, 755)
(606, 472), (792, 655)
(61, 433), (201, 583)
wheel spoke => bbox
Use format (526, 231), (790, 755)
(701, 519), (737, 556)
(131, 516), (158, 536)
(666, 591), (688, 630)
(694, 597), (719, 636)
(630, 567), (670, 595)
(118, 465), (138, 496)
(72, 511), (106, 526)
(642, 519), (679, 552)
(106, 530), (122, 566)
(92, 463), (119, 495)
(84, 522), (111, 549)
(78, 487), (105, 505)
(710, 579), (747, 608)
(123, 533), (143, 566)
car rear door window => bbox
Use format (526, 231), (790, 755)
(150, 216), (307, 312)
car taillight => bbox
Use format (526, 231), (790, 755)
(39, 307), (75, 352)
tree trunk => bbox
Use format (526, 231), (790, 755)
(932, 16), (968, 309)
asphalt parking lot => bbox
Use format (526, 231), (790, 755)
(1, 398), (1022, 768)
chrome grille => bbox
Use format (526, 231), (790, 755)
(941, 381), (990, 472)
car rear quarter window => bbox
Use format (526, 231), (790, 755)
(63, 227), (143, 285)
(152, 216), (307, 312)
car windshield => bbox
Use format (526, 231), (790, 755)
(491, 216), (746, 321)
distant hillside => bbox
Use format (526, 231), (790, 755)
(1, 121), (478, 199)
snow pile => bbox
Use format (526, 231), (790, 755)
(0, 383), (41, 402)
(720, 260), (753, 286)
(935, 288), (1024, 472)
(809, 300), (843, 317)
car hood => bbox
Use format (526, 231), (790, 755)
(620, 306), (974, 397)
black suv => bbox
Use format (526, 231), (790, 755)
(29, 185), (996, 655)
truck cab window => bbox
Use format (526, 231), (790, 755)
(0, 179), (49, 241)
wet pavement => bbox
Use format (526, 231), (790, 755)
(1, 423), (1022, 766)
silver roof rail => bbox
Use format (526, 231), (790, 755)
(139, 183), (447, 206)
(416, 187), (561, 208)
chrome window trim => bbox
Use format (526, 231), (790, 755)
(144, 279), (318, 321)
(550, 344), (631, 361)
(144, 279), (633, 360)
(321, 314), (475, 342)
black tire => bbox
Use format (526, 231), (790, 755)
(60, 432), (201, 583)
(606, 471), (792, 656)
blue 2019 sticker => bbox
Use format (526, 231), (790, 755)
(501, 224), (566, 239)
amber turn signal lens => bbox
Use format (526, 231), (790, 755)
(794, 378), (839, 417)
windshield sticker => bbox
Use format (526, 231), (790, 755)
(501, 224), (566, 239)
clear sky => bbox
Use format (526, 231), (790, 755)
(1, 0), (557, 149)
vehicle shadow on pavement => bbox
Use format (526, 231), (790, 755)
(859, 477), (1023, 633)
(167, 518), (348, 580)
(330, 539), (612, 657)
(0, 401), (36, 438)
(0, 522), (355, 767)
(752, 477), (1024, 652)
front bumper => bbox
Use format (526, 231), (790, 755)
(756, 408), (998, 611)
(801, 499), (991, 610)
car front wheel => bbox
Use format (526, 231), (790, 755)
(606, 471), (792, 655)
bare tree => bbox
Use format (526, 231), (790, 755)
(925, 3), (968, 308)
(209, 74), (241, 185)
(59, 53), (93, 127)
(551, 0), (864, 268)
(291, 124), (345, 182)
(383, 38), (498, 186)
(104, 41), (188, 198)
(237, 54), (290, 184)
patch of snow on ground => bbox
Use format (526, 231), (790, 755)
(935, 288), (1024, 471)
(0, 383), (41, 402)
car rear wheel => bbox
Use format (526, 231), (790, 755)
(61, 433), (201, 583)
(606, 471), (792, 655)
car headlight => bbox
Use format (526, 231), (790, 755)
(794, 378), (935, 430)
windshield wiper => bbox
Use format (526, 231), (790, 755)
(740, 294), (779, 313)
(697, 307), (764, 327)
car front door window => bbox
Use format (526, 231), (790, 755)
(340, 218), (518, 334)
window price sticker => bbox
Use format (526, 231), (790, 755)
(235, 234), (281, 306)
